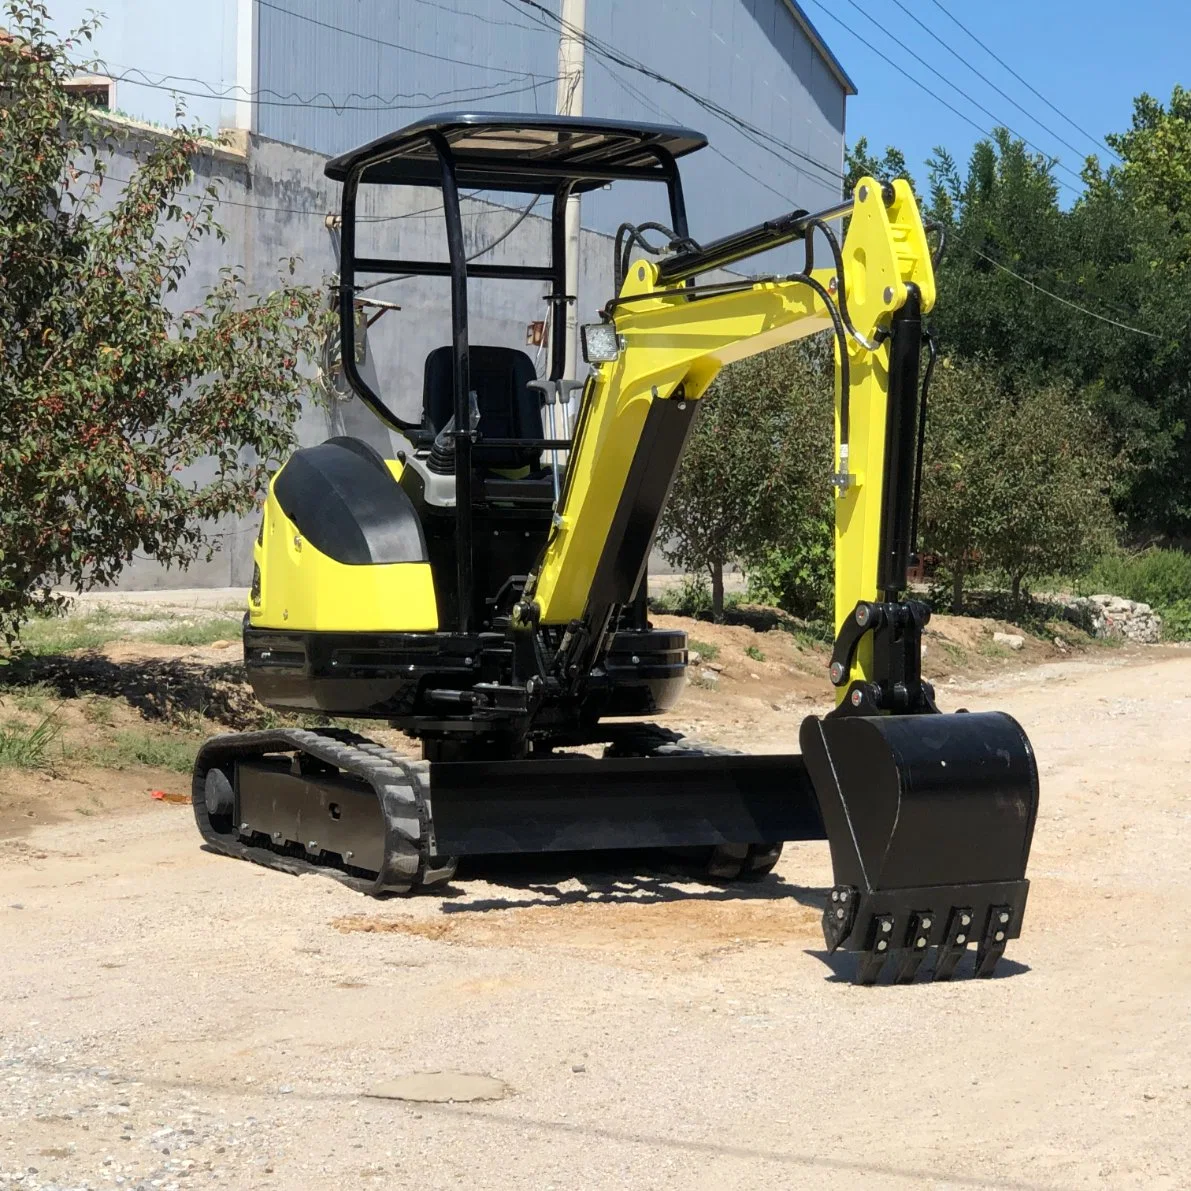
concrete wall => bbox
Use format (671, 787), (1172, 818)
(99, 122), (618, 590)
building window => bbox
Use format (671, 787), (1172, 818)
(64, 74), (113, 110)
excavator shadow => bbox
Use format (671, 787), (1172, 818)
(439, 850), (825, 914)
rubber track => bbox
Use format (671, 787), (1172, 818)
(191, 727), (457, 895)
(603, 725), (784, 879)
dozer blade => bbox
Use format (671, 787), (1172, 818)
(799, 710), (1038, 984)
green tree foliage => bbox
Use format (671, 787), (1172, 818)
(659, 341), (833, 620)
(0, 3), (329, 641)
(919, 357), (1116, 609)
(921, 106), (1191, 534)
(845, 136), (912, 195)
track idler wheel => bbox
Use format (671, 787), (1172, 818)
(801, 709), (1039, 984)
(704, 842), (783, 881)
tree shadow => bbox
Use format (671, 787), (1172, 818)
(441, 850), (827, 914)
(1, 651), (265, 729)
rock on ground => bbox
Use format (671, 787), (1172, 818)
(1064, 594), (1163, 643)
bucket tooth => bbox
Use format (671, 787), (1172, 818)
(822, 885), (859, 952)
(974, 904), (1012, 978)
(892, 910), (933, 983)
(854, 912), (895, 985)
(932, 906), (973, 981)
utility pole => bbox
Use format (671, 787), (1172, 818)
(554, 0), (585, 378)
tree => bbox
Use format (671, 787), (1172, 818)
(659, 340), (833, 620)
(988, 379), (1117, 600)
(845, 137), (913, 195)
(911, 123), (1191, 537)
(919, 356), (1116, 609)
(0, 3), (329, 641)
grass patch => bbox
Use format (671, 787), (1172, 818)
(977, 638), (1012, 660)
(6, 605), (245, 656)
(0, 714), (62, 769)
(87, 730), (200, 773)
(782, 619), (833, 649)
(744, 644), (765, 662)
(12, 611), (120, 655)
(0, 680), (57, 713)
(688, 639), (720, 662)
(937, 640), (968, 665)
(81, 696), (118, 726)
(145, 617), (243, 647)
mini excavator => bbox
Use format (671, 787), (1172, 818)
(192, 114), (1039, 983)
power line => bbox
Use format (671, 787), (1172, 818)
(84, 163), (493, 226)
(971, 249), (1161, 338)
(888, 0), (1094, 166)
(591, 54), (800, 209)
(408, 0), (545, 36)
(926, 0), (1121, 163)
(827, 0), (1086, 190)
(504, 0), (845, 189)
(107, 68), (556, 114)
(800, 0), (1081, 197)
(103, 65), (560, 115)
(256, 0), (540, 79)
(511, 0), (843, 187)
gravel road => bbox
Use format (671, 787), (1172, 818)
(2, 651), (1189, 1190)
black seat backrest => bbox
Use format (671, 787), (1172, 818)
(422, 345), (542, 472)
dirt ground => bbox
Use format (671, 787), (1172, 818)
(2, 630), (1190, 1189)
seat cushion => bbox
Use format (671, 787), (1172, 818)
(273, 437), (428, 566)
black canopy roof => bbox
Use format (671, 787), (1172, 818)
(324, 112), (708, 193)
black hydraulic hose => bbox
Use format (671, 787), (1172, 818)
(924, 220), (948, 273)
(909, 328), (937, 561)
(614, 221), (701, 292)
(602, 271), (854, 484)
(804, 217), (880, 351)
(604, 276), (766, 314)
(789, 270), (853, 480)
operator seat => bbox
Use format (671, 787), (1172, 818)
(422, 345), (544, 475)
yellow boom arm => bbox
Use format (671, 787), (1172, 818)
(530, 178), (936, 698)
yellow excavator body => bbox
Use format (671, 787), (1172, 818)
(192, 114), (1038, 984)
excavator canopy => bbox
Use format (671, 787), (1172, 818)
(324, 111), (707, 192)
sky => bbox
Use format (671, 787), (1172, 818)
(813, 0), (1191, 204)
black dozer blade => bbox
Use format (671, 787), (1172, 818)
(799, 710), (1039, 984)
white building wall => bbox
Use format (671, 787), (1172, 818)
(48, 0), (251, 133)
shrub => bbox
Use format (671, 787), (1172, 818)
(1080, 547), (1191, 608)
(743, 513), (834, 622)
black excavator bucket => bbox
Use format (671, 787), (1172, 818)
(799, 710), (1039, 983)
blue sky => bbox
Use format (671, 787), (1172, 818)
(813, 0), (1191, 202)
